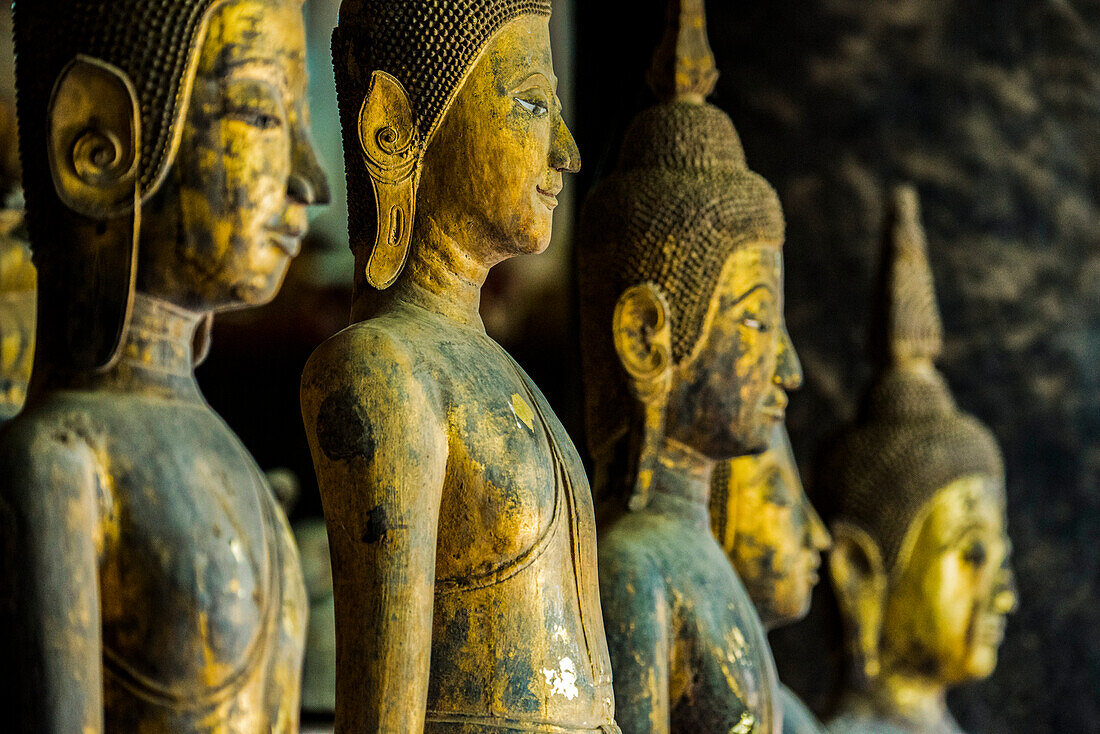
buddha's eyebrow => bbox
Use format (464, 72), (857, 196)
(943, 520), (992, 549)
(218, 59), (293, 97)
(730, 283), (775, 307)
(510, 71), (558, 92)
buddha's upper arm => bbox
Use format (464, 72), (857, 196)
(301, 327), (448, 522)
(599, 545), (672, 733)
(0, 422), (103, 733)
(302, 328), (448, 728)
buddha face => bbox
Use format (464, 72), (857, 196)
(665, 244), (802, 459)
(139, 0), (329, 311)
(880, 475), (1017, 684)
(723, 424), (830, 628)
(418, 14), (581, 266)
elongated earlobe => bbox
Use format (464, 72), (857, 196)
(49, 56), (140, 218)
(46, 56), (141, 371)
(358, 71), (421, 290)
(829, 521), (888, 685)
(612, 283), (673, 510)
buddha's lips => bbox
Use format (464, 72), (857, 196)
(267, 226), (306, 256)
(974, 614), (1006, 644)
(537, 186), (560, 209)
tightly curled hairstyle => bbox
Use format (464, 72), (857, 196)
(577, 100), (785, 478)
(332, 0), (551, 267)
(13, 0), (229, 374)
(814, 186), (1005, 571)
(14, 0), (227, 258)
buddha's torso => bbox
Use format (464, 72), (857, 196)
(348, 301), (616, 732)
(8, 387), (306, 732)
(599, 501), (779, 734)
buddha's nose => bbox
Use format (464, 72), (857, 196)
(774, 325), (803, 391)
(992, 564), (1019, 615)
(550, 114), (581, 175)
(290, 124), (331, 206)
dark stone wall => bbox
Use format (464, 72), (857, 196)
(575, 1), (1100, 732)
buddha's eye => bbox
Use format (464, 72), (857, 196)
(514, 96), (549, 117)
(229, 109), (284, 130)
(741, 317), (770, 333)
(223, 79), (286, 131)
(962, 540), (987, 567)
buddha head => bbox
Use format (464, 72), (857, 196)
(578, 0), (801, 508)
(13, 0), (328, 378)
(332, 0), (580, 296)
(817, 186), (1017, 698)
(711, 424), (831, 628)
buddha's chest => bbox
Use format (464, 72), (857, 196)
(432, 343), (589, 582)
(85, 403), (287, 702)
(672, 535), (777, 733)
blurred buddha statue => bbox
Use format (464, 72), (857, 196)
(0, 215), (33, 422)
(0, 94), (33, 423)
(0, 0), (329, 731)
(577, 1), (802, 731)
(712, 424), (832, 734)
(302, 2), (617, 732)
(816, 186), (1017, 734)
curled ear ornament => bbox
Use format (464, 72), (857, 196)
(612, 283), (673, 510)
(829, 520), (887, 686)
(48, 56), (141, 219)
(358, 71), (422, 290)
(46, 55), (142, 372)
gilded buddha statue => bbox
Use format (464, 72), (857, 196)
(816, 186), (1017, 734)
(0, 216), (33, 423)
(301, 1), (617, 732)
(577, 1), (802, 731)
(0, 94), (33, 423)
(0, 0), (329, 731)
(711, 424), (831, 734)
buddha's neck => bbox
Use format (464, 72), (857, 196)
(646, 436), (714, 528)
(850, 669), (956, 733)
(94, 292), (205, 402)
(355, 216), (489, 331)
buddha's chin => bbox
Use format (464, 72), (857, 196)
(962, 642), (1000, 681)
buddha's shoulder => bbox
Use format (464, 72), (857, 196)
(302, 319), (448, 426)
(0, 401), (99, 499)
(305, 318), (420, 383)
(598, 513), (678, 575)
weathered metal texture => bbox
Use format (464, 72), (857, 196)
(816, 188), (1017, 734)
(576, 2), (803, 732)
(0, 1), (329, 732)
(710, 424), (831, 734)
(307, 6), (618, 732)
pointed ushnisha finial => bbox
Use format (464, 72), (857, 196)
(877, 184), (944, 368)
(647, 0), (719, 104)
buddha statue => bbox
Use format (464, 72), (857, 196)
(0, 0), (329, 731)
(816, 186), (1017, 734)
(711, 424), (832, 734)
(301, 2), (617, 732)
(0, 94), (33, 423)
(0, 219), (34, 423)
(577, 1), (802, 731)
